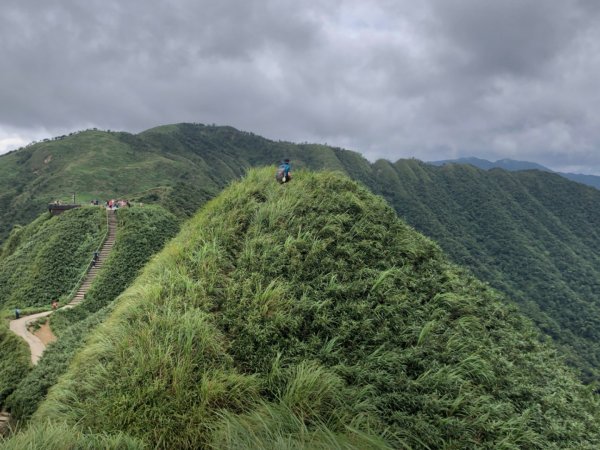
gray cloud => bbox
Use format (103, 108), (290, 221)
(1, 0), (600, 174)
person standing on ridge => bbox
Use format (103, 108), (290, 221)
(14, 308), (20, 319)
(275, 159), (292, 183)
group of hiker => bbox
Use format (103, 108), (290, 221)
(104, 199), (131, 209)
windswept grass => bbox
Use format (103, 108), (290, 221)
(0, 421), (143, 449)
(7, 168), (600, 449)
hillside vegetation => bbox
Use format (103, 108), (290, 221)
(1, 205), (179, 422)
(0, 325), (29, 405)
(0, 207), (106, 310)
(2, 123), (600, 383)
(6, 169), (598, 449)
(371, 160), (600, 382)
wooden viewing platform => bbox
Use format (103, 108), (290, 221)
(47, 204), (81, 215)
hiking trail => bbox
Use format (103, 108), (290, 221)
(1, 209), (116, 432)
(9, 209), (117, 365)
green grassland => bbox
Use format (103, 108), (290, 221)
(1, 205), (179, 423)
(6, 169), (598, 449)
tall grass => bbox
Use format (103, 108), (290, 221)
(0, 421), (143, 449)
(6, 168), (600, 449)
(0, 322), (29, 407)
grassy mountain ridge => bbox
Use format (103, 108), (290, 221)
(0, 125), (367, 239)
(428, 156), (600, 189)
(7, 168), (598, 449)
(2, 123), (600, 382)
(370, 161), (600, 381)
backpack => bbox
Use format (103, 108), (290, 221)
(275, 165), (286, 182)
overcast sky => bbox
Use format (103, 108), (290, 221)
(1, 0), (600, 174)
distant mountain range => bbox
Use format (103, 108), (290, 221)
(428, 157), (600, 190)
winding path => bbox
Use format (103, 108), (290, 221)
(0, 209), (117, 432)
(10, 209), (117, 365)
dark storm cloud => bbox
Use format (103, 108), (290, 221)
(1, 0), (599, 174)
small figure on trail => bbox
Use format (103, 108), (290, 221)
(275, 159), (292, 183)
(92, 251), (99, 267)
(52, 300), (58, 310)
(14, 308), (20, 319)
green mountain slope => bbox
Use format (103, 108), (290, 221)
(428, 156), (600, 190)
(0, 125), (364, 241)
(2, 123), (600, 383)
(370, 160), (600, 382)
(0, 207), (106, 309)
(7, 169), (598, 449)
(0, 205), (179, 422)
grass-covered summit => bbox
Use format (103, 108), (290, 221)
(8, 169), (600, 449)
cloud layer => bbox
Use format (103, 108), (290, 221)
(1, 0), (599, 173)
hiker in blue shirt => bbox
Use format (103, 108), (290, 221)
(275, 159), (292, 183)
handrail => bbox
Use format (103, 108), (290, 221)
(64, 208), (110, 303)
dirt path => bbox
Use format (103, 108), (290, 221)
(34, 321), (57, 346)
(9, 311), (53, 365)
(8, 209), (117, 365)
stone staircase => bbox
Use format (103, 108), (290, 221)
(68, 209), (117, 307)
